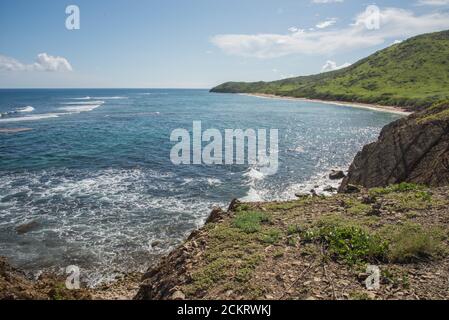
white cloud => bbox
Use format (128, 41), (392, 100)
(211, 8), (449, 58)
(0, 53), (73, 72)
(417, 0), (449, 5)
(316, 18), (337, 29)
(321, 60), (351, 72)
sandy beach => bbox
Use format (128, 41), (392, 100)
(241, 93), (413, 116)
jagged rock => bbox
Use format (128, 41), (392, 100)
(340, 102), (449, 191)
(227, 199), (241, 212)
(205, 207), (225, 224)
(0, 257), (91, 300)
(295, 193), (310, 199)
(329, 170), (346, 180)
(324, 186), (337, 192)
(151, 241), (162, 248)
(341, 184), (361, 194)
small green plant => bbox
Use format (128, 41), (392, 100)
(260, 228), (282, 244)
(287, 237), (298, 247)
(233, 211), (270, 234)
(302, 222), (389, 264)
(287, 225), (302, 235)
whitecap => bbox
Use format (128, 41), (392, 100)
(61, 101), (105, 105)
(243, 168), (266, 181)
(206, 178), (222, 186)
(17, 106), (35, 113)
(1, 106), (35, 117)
(240, 187), (264, 202)
(58, 104), (103, 113)
(0, 113), (60, 123)
(91, 96), (127, 100)
(70, 96), (92, 100)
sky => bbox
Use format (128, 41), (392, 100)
(1, 0), (449, 88)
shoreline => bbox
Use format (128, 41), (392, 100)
(241, 93), (412, 116)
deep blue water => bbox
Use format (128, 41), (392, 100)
(0, 89), (402, 285)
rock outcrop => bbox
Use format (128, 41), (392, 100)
(340, 102), (449, 191)
(0, 257), (92, 300)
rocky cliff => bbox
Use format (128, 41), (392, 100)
(340, 102), (449, 191)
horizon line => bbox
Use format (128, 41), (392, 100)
(0, 87), (212, 90)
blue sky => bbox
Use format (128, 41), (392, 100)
(1, 0), (449, 88)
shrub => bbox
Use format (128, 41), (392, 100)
(302, 222), (389, 264)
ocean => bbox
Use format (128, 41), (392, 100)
(0, 89), (402, 285)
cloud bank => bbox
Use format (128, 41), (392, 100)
(0, 53), (73, 72)
(211, 7), (449, 58)
(321, 60), (351, 72)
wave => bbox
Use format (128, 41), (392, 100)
(61, 101), (105, 105)
(0, 113), (60, 123)
(69, 96), (127, 100)
(91, 96), (127, 100)
(70, 96), (92, 100)
(17, 106), (35, 113)
(207, 178), (222, 186)
(0, 168), (225, 287)
(243, 168), (266, 181)
(58, 104), (103, 113)
(240, 187), (264, 202)
(1, 106), (35, 118)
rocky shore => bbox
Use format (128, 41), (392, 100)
(2, 101), (449, 300)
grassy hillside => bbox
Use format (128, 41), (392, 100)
(211, 30), (449, 111)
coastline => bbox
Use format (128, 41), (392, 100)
(241, 93), (412, 116)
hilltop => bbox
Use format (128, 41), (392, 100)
(211, 30), (449, 111)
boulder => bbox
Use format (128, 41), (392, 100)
(329, 170), (346, 180)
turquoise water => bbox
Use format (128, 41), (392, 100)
(0, 89), (401, 285)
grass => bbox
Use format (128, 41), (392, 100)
(368, 183), (433, 211)
(382, 223), (446, 263)
(344, 199), (372, 215)
(211, 30), (449, 110)
(368, 182), (425, 197)
(233, 211), (271, 234)
(259, 228), (282, 244)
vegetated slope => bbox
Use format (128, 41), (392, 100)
(136, 188), (449, 300)
(211, 30), (449, 111)
(340, 100), (449, 191)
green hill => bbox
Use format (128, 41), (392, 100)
(211, 30), (449, 111)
